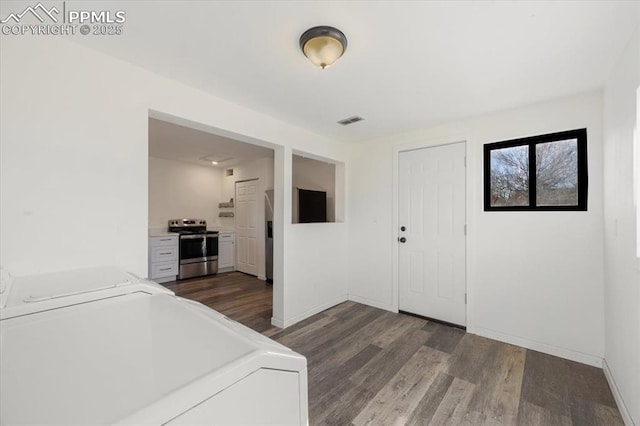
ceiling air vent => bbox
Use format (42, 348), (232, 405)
(337, 116), (364, 126)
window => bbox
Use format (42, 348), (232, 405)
(484, 129), (588, 211)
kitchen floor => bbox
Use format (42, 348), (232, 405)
(166, 274), (623, 426)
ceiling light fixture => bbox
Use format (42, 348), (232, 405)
(211, 161), (218, 165)
(299, 26), (347, 69)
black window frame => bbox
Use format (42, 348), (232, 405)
(484, 128), (588, 211)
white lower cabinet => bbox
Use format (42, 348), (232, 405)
(218, 232), (235, 273)
(149, 234), (179, 283)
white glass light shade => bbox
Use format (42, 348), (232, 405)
(299, 26), (347, 69)
(302, 36), (345, 69)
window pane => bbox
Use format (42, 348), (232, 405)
(490, 145), (529, 207)
(536, 139), (578, 206)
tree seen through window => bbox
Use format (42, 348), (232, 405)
(484, 129), (587, 211)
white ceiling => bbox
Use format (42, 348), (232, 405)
(78, 1), (638, 143)
(149, 118), (273, 168)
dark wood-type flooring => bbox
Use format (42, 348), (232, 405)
(165, 272), (623, 426)
(165, 271), (274, 332)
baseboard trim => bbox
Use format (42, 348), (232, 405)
(272, 295), (348, 329)
(348, 294), (396, 313)
(474, 326), (603, 367)
(257, 275), (266, 281)
(603, 359), (635, 426)
(271, 317), (285, 328)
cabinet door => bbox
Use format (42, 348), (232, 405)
(219, 242), (235, 268)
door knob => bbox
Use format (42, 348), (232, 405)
(400, 226), (406, 231)
(398, 237), (406, 243)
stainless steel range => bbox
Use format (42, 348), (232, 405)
(168, 219), (219, 280)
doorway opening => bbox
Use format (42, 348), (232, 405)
(146, 111), (278, 328)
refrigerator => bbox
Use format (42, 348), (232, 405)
(265, 189), (274, 283)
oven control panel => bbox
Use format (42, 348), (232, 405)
(168, 219), (207, 228)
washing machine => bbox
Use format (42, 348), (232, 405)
(0, 267), (308, 425)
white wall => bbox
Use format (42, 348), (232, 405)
(148, 157), (223, 228)
(221, 156), (274, 279)
(348, 91), (606, 366)
(292, 155), (336, 223)
(603, 23), (640, 426)
(0, 36), (348, 328)
(222, 157), (274, 201)
(284, 222), (349, 326)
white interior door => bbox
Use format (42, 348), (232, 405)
(236, 179), (259, 276)
(398, 143), (466, 326)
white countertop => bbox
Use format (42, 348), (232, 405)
(148, 229), (179, 237)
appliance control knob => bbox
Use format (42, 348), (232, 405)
(398, 237), (407, 243)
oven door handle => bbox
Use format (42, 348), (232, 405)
(180, 234), (207, 240)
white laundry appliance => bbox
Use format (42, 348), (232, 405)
(0, 267), (308, 425)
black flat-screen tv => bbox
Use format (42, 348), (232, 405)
(298, 188), (327, 223)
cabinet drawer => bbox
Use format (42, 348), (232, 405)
(219, 232), (235, 243)
(151, 246), (178, 262)
(150, 235), (178, 247)
(151, 262), (178, 278)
